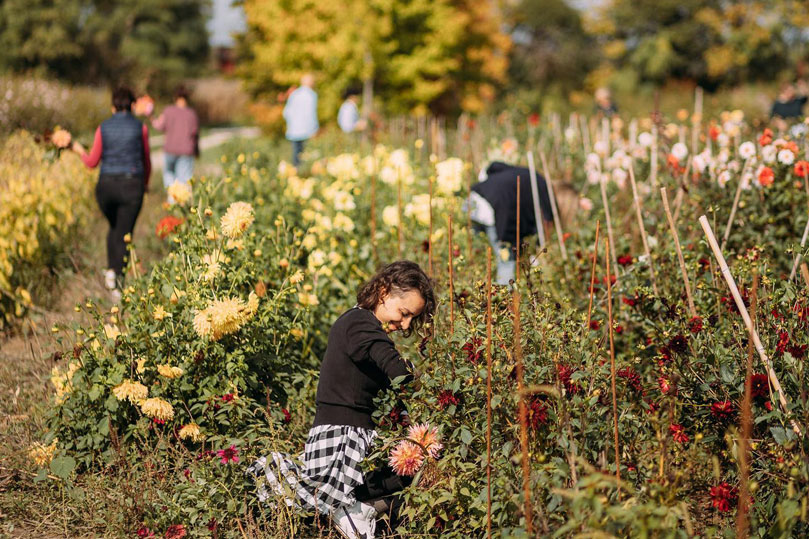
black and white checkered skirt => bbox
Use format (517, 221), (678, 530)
(248, 424), (377, 514)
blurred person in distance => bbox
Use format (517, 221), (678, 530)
(283, 73), (319, 167)
(771, 79), (808, 133)
(149, 85), (199, 204)
(594, 87), (618, 118)
(338, 87), (367, 134)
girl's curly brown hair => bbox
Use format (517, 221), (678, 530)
(356, 260), (435, 337)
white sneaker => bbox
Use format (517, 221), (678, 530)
(331, 501), (377, 539)
(110, 289), (122, 303)
(104, 269), (117, 290)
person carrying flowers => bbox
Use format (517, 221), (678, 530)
(72, 87), (151, 301)
(249, 260), (435, 539)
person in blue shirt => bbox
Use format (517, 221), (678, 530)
(283, 73), (319, 166)
(338, 87), (366, 134)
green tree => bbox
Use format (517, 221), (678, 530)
(239, 0), (509, 119)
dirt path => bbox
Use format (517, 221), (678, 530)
(0, 127), (260, 536)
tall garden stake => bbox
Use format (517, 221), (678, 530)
(661, 187), (697, 316)
(428, 174), (434, 277)
(370, 170), (378, 264)
(513, 176), (533, 534)
(736, 271), (758, 539)
(721, 158), (753, 251)
(526, 151), (547, 250)
(699, 215), (802, 435)
(397, 169), (403, 259)
(586, 221), (601, 330)
(789, 214), (809, 281)
(539, 150), (568, 261)
(628, 162), (658, 294)
(448, 214), (455, 334)
(485, 246), (493, 539)
(605, 237), (621, 483)
(596, 158), (619, 271)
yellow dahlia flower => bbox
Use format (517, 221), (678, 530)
(112, 379), (148, 403)
(178, 423), (205, 442)
(140, 397), (174, 421)
(220, 201), (254, 239)
(167, 181), (192, 205)
(157, 364), (183, 379)
(29, 439), (58, 467)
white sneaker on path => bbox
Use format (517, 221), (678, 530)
(331, 501), (377, 539)
(104, 269), (117, 290)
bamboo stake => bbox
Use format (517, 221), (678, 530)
(485, 246), (493, 539)
(429, 174), (434, 276)
(699, 215), (802, 435)
(789, 214), (809, 281)
(605, 237), (621, 483)
(467, 168), (474, 260)
(586, 221), (601, 329)
(370, 169), (378, 264)
(397, 168), (403, 259)
(671, 156), (693, 224)
(514, 176), (533, 534)
(539, 150), (568, 260)
(596, 158), (619, 271)
(736, 271), (758, 539)
(721, 158), (753, 251)
(580, 114), (591, 154)
(448, 214), (455, 333)
(660, 187), (697, 316)
(802, 263), (809, 289)
(628, 162), (658, 294)
(526, 151), (547, 250)
(651, 123), (659, 187)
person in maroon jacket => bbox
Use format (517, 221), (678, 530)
(249, 261), (435, 539)
(149, 85), (199, 204)
(72, 87), (151, 300)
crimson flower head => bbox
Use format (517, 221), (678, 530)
(658, 376), (676, 395)
(156, 216), (184, 239)
(281, 408), (292, 423)
(669, 423), (689, 444)
(668, 335), (688, 355)
(758, 166), (774, 187)
(527, 397), (549, 430)
(622, 296), (637, 307)
(165, 524), (187, 539)
(617, 367), (643, 393)
(709, 125), (720, 141)
(528, 113), (540, 127)
(795, 160), (809, 178)
(462, 338), (483, 363)
(711, 400), (734, 420)
(221, 393), (235, 403)
(437, 390), (461, 410)
(557, 364), (581, 395)
(589, 320), (600, 331)
(709, 482), (738, 512)
(749, 373), (769, 400)
(217, 445), (239, 464)
(758, 128), (773, 147)
(137, 527), (155, 538)
(617, 254), (633, 266)
(688, 316), (703, 334)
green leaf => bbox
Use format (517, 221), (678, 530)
(50, 456), (76, 479)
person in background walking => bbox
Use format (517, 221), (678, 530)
(338, 87), (366, 134)
(72, 87), (150, 301)
(594, 87), (618, 118)
(771, 80), (808, 132)
(149, 85), (199, 204)
(283, 73), (319, 167)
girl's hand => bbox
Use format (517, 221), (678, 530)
(71, 141), (85, 155)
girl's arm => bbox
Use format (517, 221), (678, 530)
(347, 320), (414, 382)
(142, 124), (151, 188)
(76, 127), (103, 168)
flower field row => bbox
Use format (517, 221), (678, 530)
(35, 110), (809, 537)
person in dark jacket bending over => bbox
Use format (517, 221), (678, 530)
(249, 261), (435, 539)
(469, 162), (553, 284)
(72, 87), (151, 301)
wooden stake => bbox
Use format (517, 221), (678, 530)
(628, 162), (658, 294)
(467, 168), (474, 260)
(397, 168), (403, 259)
(651, 123), (659, 187)
(586, 221), (601, 330)
(671, 156), (693, 224)
(448, 214), (455, 334)
(736, 271), (758, 539)
(660, 187), (697, 316)
(699, 216), (802, 435)
(370, 169), (378, 264)
(539, 150), (568, 260)
(802, 263), (809, 290)
(428, 174), (434, 276)
(605, 237), (621, 483)
(721, 158), (753, 251)
(526, 151), (547, 250)
(596, 158), (619, 271)
(485, 246), (493, 539)
(789, 214), (809, 281)
(516, 176), (521, 281)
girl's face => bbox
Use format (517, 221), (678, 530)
(374, 288), (426, 333)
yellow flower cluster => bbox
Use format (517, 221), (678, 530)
(112, 379), (149, 403)
(29, 439), (58, 467)
(326, 153), (360, 180)
(0, 132), (94, 327)
(167, 181), (193, 206)
(140, 397), (174, 421)
(434, 157), (465, 195)
(178, 423), (205, 442)
(157, 364), (183, 379)
(220, 201), (255, 239)
(51, 361), (81, 404)
(193, 292), (259, 340)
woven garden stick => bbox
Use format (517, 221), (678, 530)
(596, 159), (619, 272)
(699, 215), (802, 436)
(628, 162), (658, 295)
(485, 247), (493, 539)
(539, 150), (568, 260)
(671, 156), (693, 224)
(721, 158), (753, 251)
(605, 237), (621, 483)
(660, 187), (697, 316)
(789, 214), (809, 281)
(526, 151), (547, 250)
(586, 221), (601, 330)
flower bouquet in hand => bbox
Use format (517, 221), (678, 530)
(134, 95), (154, 117)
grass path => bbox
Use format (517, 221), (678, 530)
(0, 128), (259, 536)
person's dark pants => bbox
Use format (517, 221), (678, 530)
(354, 464), (411, 532)
(291, 139), (305, 166)
(95, 173), (144, 279)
